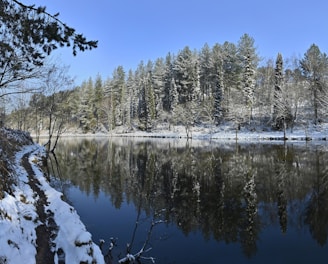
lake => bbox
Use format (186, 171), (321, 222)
(48, 137), (328, 264)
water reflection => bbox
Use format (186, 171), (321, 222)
(49, 138), (328, 263)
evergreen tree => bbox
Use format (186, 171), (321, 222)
(145, 71), (156, 131)
(94, 74), (104, 128)
(170, 77), (179, 116)
(221, 41), (241, 110)
(300, 44), (328, 124)
(78, 79), (96, 132)
(273, 53), (284, 129)
(107, 66), (126, 127)
(153, 58), (166, 117)
(213, 65), (224, 125)
(174, 46), (196, 103)
(238, 34), (259, 124)
(163, 53), (174, 111)
(257, 59), (275, 121)
(199, 43), (213, 99)
(126, 70), (137, 125)
(243, 52), (256, 123)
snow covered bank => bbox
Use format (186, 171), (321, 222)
(0, 128), (104, 263)
(50, 124), (328, 141)
(47, 123), (328, 143)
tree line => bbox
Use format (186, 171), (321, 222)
(5, 34), (328, 138)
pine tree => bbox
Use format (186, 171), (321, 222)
(94, 74), (104, 129)
(243, 52), (256, 123)
(300, 44), (328, 124)
(78, 79), (95, 132)
(213, 65), (224, 125)
(238, 34), (259, 124)
(106, 66), (126, 128)
(145, 71), (156, 131)
(163, 53), (174, 112)
(221, 41), (241, 110)
(273, 53), (284, 129)
(126, 70), (136, 126)
(199, 43), (213, 99)
(174, 46), (195, 103)
(170, 78), (179, 116)
(153, 58), (166, 117)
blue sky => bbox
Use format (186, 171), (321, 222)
(26, 0), (328, 84)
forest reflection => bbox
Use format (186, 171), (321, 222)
(50, 138), (328, 258)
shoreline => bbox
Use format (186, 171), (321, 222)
(30, 125), (328, 143)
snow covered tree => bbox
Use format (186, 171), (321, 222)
(213, 65), (224, 125)
(93, 74), (104, 129)
(126, 70), (137, 127)
(199, 43), (213, 99)
(162, 53), (175, 112)
(238, 34), (259, 124)
(211, 42), (240, 117)
(145, 71), (156, 131)
(257, 59), (275, 122)
(77, 78), (97, 133)
(174, 46), (198, 103)
(105, 66), (126, 128)
(152, 58), (165, 117)
(242, 52), (256, 123)
(272, 53), (292, 131)
(0, 0), (97, 96)
(273, 54), (284, 114)
(170, 78), (179, 119)
(300, 44), (328, 124)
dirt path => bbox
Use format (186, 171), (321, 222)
(22, 153), (58, 264)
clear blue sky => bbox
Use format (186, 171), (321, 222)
(26, 0), (328, 84)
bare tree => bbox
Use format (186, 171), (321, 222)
(40, 62), (73, 152)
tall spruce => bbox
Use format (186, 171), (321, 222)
(199, 43), (213, 99)
(174, 46), (195, 103)
(94, 74), (104, 129)
(273, 53), (284, 129)
(238, 34), (258, 124)
(107, 66), (126, 127)
(213, 64), (224, 125)
(300, 44), (328, 124)
(163, 53), (174, 111)
(145, 72), (156, 131)
(243, 52), (256, 123)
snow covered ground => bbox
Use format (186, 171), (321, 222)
(56, 123), (328, 143)
(0, 144), (104, 264)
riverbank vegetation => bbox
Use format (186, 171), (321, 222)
(4, 35), (328, 142)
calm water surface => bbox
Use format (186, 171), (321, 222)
(49, 138), (328, 264)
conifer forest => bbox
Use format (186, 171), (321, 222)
(5, 34), (328, 136)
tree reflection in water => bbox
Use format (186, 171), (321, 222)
(48, 138), (328, 262)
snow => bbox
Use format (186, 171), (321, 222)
(0, 144), (104, 264)
(0, 146), (38, 263)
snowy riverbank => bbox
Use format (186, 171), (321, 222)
(33, 123), (328, 143)
(0, 128), (104, 264)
